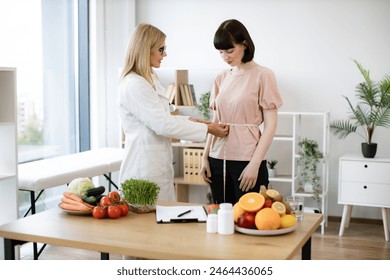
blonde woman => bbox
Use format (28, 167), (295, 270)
(118, 23), (228, 201)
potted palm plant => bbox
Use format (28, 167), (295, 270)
(330, 60), (390, 158)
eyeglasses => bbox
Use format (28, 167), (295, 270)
(158, 46), (167, 55)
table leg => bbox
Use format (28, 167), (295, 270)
(4, 238), (16, 260)
(33, 242), (39, 259)
(4, 239), (26, 260)
(101, 252), (109, 260)
(301, 237), (311, 260)
(339, 205), (352, 236)
(24, 190), (45, 259)
(381, 208), (389, 242)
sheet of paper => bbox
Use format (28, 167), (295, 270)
(156, 205), (207, 223)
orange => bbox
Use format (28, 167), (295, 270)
(271, 201), (286, 216)
(233, 202), (245, 222)
(265, 189), (280, 200)
(255, 208), (281, 230)
(239, 192), (265, 212)
(280, 214), (296, 228)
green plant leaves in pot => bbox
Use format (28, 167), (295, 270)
(121, 179), (160, 213)
(330, 59), (390, 158)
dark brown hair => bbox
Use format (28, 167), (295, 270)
(213, 19), (255, 63)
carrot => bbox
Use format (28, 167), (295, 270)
(63, 192), (83, 203)
(61, 196), (83, 206)
(61, 194), (94, 209)
(82, 202), (95, 209)
(59, 202), (91, 212)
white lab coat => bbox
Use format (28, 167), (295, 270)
(118, 73), (208, 201)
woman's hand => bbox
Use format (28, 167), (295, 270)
(201, 157), (212, 185)
(238, 161), (260, 192)
(207, 123), (229, 137)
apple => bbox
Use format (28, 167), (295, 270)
(263, 199), (273, 208)
(207, 204), (220, 214)
(237, 212), (256, 229)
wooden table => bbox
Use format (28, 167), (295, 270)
(0, 202), (323, 260)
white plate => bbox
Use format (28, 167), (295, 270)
(234, 224), (297, 236)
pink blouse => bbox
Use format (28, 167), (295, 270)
(209, 61), (283, 161)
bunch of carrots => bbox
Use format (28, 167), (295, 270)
(59, 192), (95, 212)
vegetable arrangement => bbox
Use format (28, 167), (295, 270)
(81, 186), (106, 206)
(91, 191), (129, 219)
(66, 177), (95, 197)
(59, 192), (94, 212)
(59, 178), (132, 219)
(121, 179), (160, 206)
(65, 177), (106, 206)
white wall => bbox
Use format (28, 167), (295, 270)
(89, 0), (135, 188)
(99, 0), (390, 220)
(90, 0), (136, 150)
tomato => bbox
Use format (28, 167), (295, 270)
(100, 196), (112, 207)
(107, 205), (121, 219)
(108, 191), (121, 204)
(118, 202), (129, 216)
(92, 206), (107, 219)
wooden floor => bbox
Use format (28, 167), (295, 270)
(19, 217), (390, 260)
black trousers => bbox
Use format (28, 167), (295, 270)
(209, 157), (269, 205)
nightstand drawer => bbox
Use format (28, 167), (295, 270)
(340, 160), (390, 183)
(339, 181), (390, 207)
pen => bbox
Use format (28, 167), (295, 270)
(177, 209), (192, 217)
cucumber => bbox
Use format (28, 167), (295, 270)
(82, 195), (97, 205)
(84, 186), (105, 197)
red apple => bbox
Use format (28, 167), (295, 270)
(237, 212), (256, 229)
(263, 199), (273, 208)
(207, 204), (220, 214)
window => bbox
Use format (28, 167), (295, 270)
(0, 0), (90, 215)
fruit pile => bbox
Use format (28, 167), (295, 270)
(234, 186), (296, 230)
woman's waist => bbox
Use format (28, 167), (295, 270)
(210, 139), (258, 160)
(219, 121), (260, 128)
(209, 149), (255, 161)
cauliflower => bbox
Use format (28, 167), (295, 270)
(66, 177), (95, 197)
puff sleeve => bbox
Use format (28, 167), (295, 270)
(258, 69), (283, 110)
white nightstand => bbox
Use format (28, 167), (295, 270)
(338, 154), (390, 241)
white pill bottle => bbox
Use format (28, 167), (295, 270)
(217, 203), (234, 235)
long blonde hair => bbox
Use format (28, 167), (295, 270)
(121, 23), (166, 85)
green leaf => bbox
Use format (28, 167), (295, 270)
(330, 60), (390, 143)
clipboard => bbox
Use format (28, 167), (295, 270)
(156, 205), (207, 223)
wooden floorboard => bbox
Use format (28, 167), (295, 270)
(19, 218), (389, 260)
